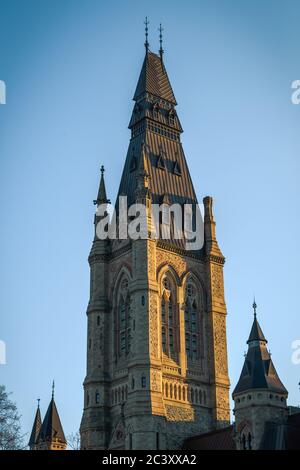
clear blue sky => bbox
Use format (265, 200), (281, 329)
(0, 0), (299, 442)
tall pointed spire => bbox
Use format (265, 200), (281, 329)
(36, 385), (67, 450)
(94, 165), (110, 206)
(133, 50), (176, 104)
(28, 400), (42, 449)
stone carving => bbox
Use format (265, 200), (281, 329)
(214, 314), (228, 377)
(156, 250), (186, 277)
(211, 263), (224, 299)
(165, 405), (194, 422)
(149, 292), (158, 358)
(215, 386), (230, 422)
(151, 369), (160, 392)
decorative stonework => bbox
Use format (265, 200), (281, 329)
(156, 250), (187, 277)
(151, 369), (160, 392)
(215, 386), (230, 423)
(214, 314), (228, 377)
(149, 292), (158, 358)
(165, 405), (194, 422)
(211, 264), (224, 299)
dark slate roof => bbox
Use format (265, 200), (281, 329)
(117, 131), (198, 208)
(233, 316), (287, 396)
(247, 316), (267, 344)
(183, 425), (235, 450)
(37, 398), (66, 444)
(115, 51), (201, 254)
(260, 412), (300, 450)
(28, 406), (42, 447)
(133, 51), (177, 104)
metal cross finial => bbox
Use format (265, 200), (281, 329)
(159, 23), (164, 59)
(52, 380), (55, 399)
(144, 17), (149, 51)
(252, 298), (257, 318)
(100, 165), (105, 176)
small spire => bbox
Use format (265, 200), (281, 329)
(252, 297), (257, 318)
(94, 165), (110, 206)
(159, 23), (164, 59)
(52, 380), (55, 399)
(139, 141), (149, 176)
(144, 17), (149, 52)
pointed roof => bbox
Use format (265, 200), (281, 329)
(133, 51), (177, 104)
(94, 165), (109, 205)
(233, 306), (287, 396)
(37, 397), (66, 444)
(28, 403), (42, 447)
(117, 52), (198, 240)
(247, 316), (267, 344)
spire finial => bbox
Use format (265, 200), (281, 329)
(144, 17), (149, 52)
(159, 23), (164, 59)
(52, 380), (55, 399)
(100, 165), (105, 176)
(252, 297), (257, 318)
(37, 398), (40, 408)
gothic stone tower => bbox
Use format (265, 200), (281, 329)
(232, 302), (288, 450)
(80, 42), (230, 450)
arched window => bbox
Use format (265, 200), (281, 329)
(184, 280), (202, 363)
(118, 287), (131, 357)
(95, 390), (100, 404)
(161, 275), (177, 359)
(161, 297), (167, 354)
(185, 299), (199, 361)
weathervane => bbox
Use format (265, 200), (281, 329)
(144, 17), (149, 51)
(252, 298), (257, 318)
(159, 23), (164, 59)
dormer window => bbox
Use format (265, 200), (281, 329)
(157, 154), (165, 170)
(153, 103), (160, 120)
(168, 110), (176, 127)
(173, 160), (181, 176)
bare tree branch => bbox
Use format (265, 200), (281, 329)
(0, 385), (24, 450)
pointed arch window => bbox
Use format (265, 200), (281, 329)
(118, 291), (131, 356)
(161, 277), (177, 359)
(185, 283), (201, 362)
